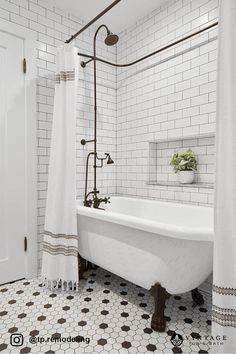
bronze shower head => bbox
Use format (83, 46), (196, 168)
(105, 32), (119, 46)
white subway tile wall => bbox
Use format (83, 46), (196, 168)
(116, 0), (218, 206)
(0, 0), (116, 271)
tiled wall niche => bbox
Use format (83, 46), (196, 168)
(148, 134), (215, 187)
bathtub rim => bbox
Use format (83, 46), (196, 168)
(77, 196), (214, 242)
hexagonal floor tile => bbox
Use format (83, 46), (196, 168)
(0, 267), (211, 354)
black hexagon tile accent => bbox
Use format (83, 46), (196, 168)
(62, 305), (70, 311)
(172, 347), (183, 353)
(0, 344), (7, 352)
(122, 341), (132, 349)
(199, 307), (208, 313)
(174, 295), (182, 300)
(179, 306), (187, 311)
(81, 308), (89, 313)
(37, 315), (46, 322)
(167, 330), (176, 336)
(97, 338), (107, 346)
(67, 295), (74, 300)
(8, 299), (16, 304)
(102, 299), (109, 304)
(18, 313), (26, 319)
(144, 327), (153, 334)
(8, 327), (18, 333)
(32, 292), (40, 296)
(29, 330), (39, 336)
(121, 325), (130, 332)
(141, 314), (150, 320)
(101, 310), (109, 315)
(86, 288), (93, 292)
(184, 318), (193, 324)
(138, 292), (145, 297)
(20, 347), (31, 353)
(146, 344), (157, 352)
(120, 312), (129, 318)
(78, 320), (87, 327)
(57, 318), (66, 324)
(44, 303), (52, 309)
(0, 288), (8, 293)
(120, 300), (128, 305)
(120, 291), (127, 295)
(84, 297), (91, 302)
(99, 323), (108, 329)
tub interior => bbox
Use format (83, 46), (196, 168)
(103, 197), (213, 229)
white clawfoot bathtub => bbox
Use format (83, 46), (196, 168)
(77, 196), (214, 295)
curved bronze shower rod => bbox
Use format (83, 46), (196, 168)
(78, 21), (218, 68)
(65, 0), (122, 44)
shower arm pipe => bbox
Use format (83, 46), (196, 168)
(78, 21), (218, 68)
(93, 25), (110, 194)
(64, 0), (121, 44)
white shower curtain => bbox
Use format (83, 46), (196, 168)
(213, 0), (236, 352)
(41, 44), (79, 290)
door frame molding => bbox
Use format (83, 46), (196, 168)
(0, 20), (37, 278)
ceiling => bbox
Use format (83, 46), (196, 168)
(48, 0), (169, 33)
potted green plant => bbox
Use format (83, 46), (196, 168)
(170, 149), (197, 184)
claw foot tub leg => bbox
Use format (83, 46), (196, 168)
(191, 288), (204, 305)
(78, 254), (88, 279)
(150, 283), (170, 332)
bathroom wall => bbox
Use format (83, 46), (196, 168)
(116, 0), (219, 206)
(1, 0), (218, 274)
(0, 0), (116, 271)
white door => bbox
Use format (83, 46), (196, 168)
(0, 31), (27, 284)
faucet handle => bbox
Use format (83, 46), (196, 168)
(105, 197), (111, 204)
(84, 199), (93, 207)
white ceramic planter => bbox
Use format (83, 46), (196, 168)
(178, 171), (194, 184)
